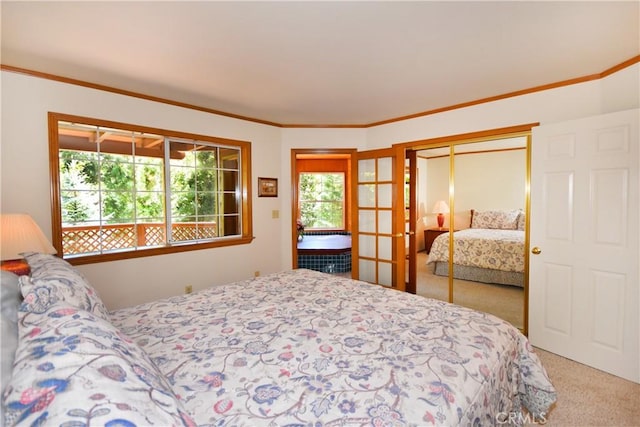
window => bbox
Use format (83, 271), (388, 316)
(49, 113), (252, 264)
(298, 172), (345, 230)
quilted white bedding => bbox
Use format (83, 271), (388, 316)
(4, 254), (556, 426)
(427, 228), (525, 273)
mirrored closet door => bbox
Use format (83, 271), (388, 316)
(451, 138), (527, 330)
(413, 135), (529, 332)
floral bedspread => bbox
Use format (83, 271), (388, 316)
(111, 269), (555, 426)
(428, 228), (525, 273)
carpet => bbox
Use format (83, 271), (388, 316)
(414, 251), (525, 329)
(532, 348), (640, 426)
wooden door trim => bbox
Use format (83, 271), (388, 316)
(290, 148), (357, 271)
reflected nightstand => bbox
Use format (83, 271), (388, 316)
(424, 228), (450, 254)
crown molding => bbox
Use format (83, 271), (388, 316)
(2, 55), (638, 129)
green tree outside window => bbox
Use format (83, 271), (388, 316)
(299, 173), (345, 229)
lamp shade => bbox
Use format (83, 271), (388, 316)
(1, 214), (56, 260)
(431, 200), (450, 214)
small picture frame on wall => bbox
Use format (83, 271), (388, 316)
(258, 177), (278, 197)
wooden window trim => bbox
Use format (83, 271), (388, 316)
(48, 112), (253, 265)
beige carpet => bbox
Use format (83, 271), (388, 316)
(414, 251), (525, 329)
(532, 347), (640, 426)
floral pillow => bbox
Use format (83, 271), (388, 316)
(471, 209), (520, 230)
(19, 252), (110, 320)
(3, 303), (194, 426)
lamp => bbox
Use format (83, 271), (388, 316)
(432, 200), (449, 229)
(1, 214), (57, 275)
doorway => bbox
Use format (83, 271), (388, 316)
(291, 149), (356, 275)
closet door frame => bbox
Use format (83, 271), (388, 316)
(399, 123), (536, 334)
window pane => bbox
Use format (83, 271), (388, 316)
(196, 149), (217, 169)
(60, 151), (100, 192)
(196, 192), (217, 216)
(220, 147), (239, 168)
(100, 224), (136, 253)
(168, 140), (237, 241)
(54, 117), (250, 260)
(136, 164), (164, 192)
(101, 161), (134, 192)
(223, 192), (239, 215)
(299, 172), (345, 229)
(170, 166), (193, 191)
(170, 141), (196, 166)
(196, 215), (218, 239)
(135, 192), (164, 221)
(358, 159), (375, 182)
(222, 170), (238, 192)
(61, 190), (99, 225)
(171, 191), (196, 221)
(141, 222), (167, 247)
(172, 222), (200, 242)
(223, 215), (240, 236)
(101, 191), (134, 223)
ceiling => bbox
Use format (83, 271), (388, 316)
(1, 1), (638, 127)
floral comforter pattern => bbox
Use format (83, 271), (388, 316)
(111, 269), (555, 426)
(428, 228), (525, 273)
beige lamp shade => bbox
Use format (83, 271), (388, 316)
(431, 200), (449, 214)
(1, 214), (57, 260)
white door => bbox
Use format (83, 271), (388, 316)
(354, 147), (405, 290)
(529, 108), (639, 382)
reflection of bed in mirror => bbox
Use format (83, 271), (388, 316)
(427, 209), (525, 287)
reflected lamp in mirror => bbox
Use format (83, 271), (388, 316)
(1, 214), (57, 275)
(432, 200), (450, 229)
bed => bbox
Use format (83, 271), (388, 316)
(427, 209), (526, 287)
(2, 252), (555, 426)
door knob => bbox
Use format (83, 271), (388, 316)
(531, 247), (541, 255)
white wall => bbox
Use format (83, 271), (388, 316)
(1, 71), (284, 309)
(365, 64), (639, 149)
(454, 149), (526, 213)
(410, 149), (525, 246)
(424, 156), (449, 228)
(2, 63), (637, 309)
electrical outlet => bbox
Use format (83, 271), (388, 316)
(254, 271), (260, 277)
(185, 284), (193, 294)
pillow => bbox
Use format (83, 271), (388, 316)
(516, 210), (526, 231)
(1, 271), (22, 393)
(19, 252), (110, 320)
(471, 209), (520, 230)
(3, 303), (194, 426)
